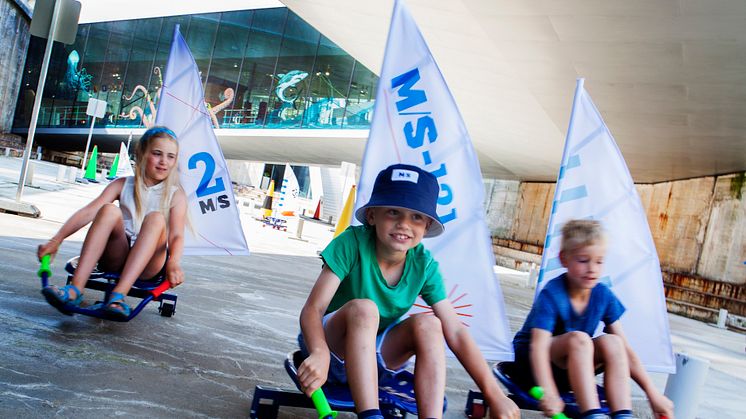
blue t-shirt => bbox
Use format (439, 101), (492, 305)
(513, 273), (626, 356)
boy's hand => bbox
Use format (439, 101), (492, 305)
(166, 260), (184, 288)
(297, 349), (330, 397)
(488, 393), (520, 419)
(539, 393), (564, 418)
(38, 238), (61, 261)
(649, 391), (674, 419)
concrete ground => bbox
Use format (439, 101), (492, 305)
(0, 155), (744, 418)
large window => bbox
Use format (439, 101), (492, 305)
(119, 18), (162, 128)
(13, 7), (378, 131)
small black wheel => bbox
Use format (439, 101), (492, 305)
(159, 301), (175, 317)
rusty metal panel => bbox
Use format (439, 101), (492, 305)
(696, 174), (746, 285)
(644, 177), (714, 272)
(663, 271), (746, 315)
(511, 183), (554, 245)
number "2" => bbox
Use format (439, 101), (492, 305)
(188, 152), (226, 198)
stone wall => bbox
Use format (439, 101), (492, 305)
(0, 0), (31, 133)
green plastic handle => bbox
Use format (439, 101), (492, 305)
(310, 388), (337, 419)
(529, 386), (569, 419)
(38, 254), (52, 278)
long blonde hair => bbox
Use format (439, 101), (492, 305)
(132, 126), (182, 230)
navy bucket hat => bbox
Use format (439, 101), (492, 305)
(355, 164), (444, 238)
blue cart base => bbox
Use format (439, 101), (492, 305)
(250, 351), (446, 418)
(38, 256), (177, 322)
(464, 362), (609, 418)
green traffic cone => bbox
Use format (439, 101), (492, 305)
(84, 146), (98, 181)
(107, 153), (120, 179)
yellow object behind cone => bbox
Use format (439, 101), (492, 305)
(333, 185), (356, 238)
(262, 180), (275, 218)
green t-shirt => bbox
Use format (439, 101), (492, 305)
(321, 225), (447, 333)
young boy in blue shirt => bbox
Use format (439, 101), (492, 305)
(297, 164), (519, 419)
(511, 220), (674, 419)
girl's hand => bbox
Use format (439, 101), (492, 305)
(488, 393), (520, 419)
(297, 349), (330, 397)
(539, 393), (565, 418)
(37, 238), (61, 261)
(166, 260), (184, 288)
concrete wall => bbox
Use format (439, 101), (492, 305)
(486, 173), (746, 320)
(0, 0), (31, 133)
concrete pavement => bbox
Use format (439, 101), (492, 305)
(0, 155), (744, 418)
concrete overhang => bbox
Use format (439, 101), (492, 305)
(280, 0), (746, 183)
(15, 127), (370, 167)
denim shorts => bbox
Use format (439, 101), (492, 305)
(298, 312), (409, 384)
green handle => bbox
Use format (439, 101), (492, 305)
(530, 386), (568, 419)
(310, 388), (337, 419)
(38, 254), (52, 278)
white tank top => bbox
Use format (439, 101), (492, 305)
(119, 177), (176, 243)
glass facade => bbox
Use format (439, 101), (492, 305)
(13, 7), (378, 131)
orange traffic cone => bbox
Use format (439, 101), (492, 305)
(312, 198), (322, 220)
(262, 180), (275, 218)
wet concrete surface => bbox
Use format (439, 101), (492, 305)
(1, 156), (744, 418)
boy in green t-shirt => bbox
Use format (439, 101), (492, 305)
(298, 164), (519, 419)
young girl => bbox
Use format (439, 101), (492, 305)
(511, 220), (674, 419)
(298, 164), (520, 419)
(37, 126), (188, 320)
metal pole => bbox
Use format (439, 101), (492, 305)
(126, 130), (133, 150)
(16, 0), (63, 202)
(80, 115), (96, 172)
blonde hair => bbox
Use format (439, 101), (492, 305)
(132, 126), (181, 230)
(560, 219), (606, 254)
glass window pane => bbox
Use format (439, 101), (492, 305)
(207, 10), (252, 128)
(267, 12), (320, 128)
(303, 35), (353, 128)
(119, 18), (162, 128)
(82, 24), (109, 97)
(237, 8), (287, 127)
(345, 61), (377, 128)
(98, 20), (136, 127)
(185, 13), (220, 85)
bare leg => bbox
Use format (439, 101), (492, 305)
(324, 299), (380, 413)
(69, 204), (130, 295)
(550, 331), (600, 412)
(111, 211), (168, 296)
(593, 334), (631, 412)
(380, 314), (445, 418)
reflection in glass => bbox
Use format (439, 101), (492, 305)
(13, 7), (378, 131)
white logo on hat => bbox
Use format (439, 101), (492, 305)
(391, 169), (419, 183)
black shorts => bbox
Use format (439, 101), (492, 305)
(135, 250), (169, 283)
(506, 349), (603, 392)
